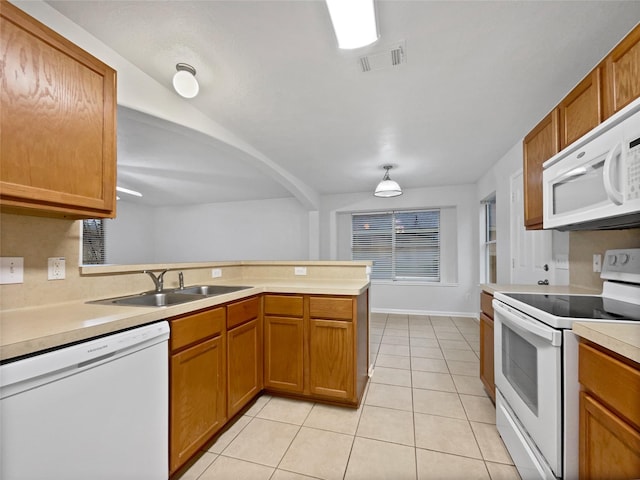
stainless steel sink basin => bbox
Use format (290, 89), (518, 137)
(173, 285), (252, 296)
(90, 291), (207, 307)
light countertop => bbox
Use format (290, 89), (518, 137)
(0, 279), (369, 361)
(573, 322), (640, 364)
(480, 283), (600, 296)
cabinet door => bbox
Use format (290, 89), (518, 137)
(580, 392), (640, 479)
(603, 24), (640, 118)
(264, 316), (304, 393)
(309, 318), (354, 401)
(0, 2), (116, 219)
(559, 68), (602, 150)
(523, 109), (559, 230)
(227, 318), (263, 417)
(170, 335), (226, 474)
(479, 313), (495, 403)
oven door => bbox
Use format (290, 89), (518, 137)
(493, 300), (563, 477)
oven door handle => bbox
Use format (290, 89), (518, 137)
(494, 301), (562, 347)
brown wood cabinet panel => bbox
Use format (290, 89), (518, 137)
(523, 109), (560, 230)
(227, 318), (263, 417)
(480, 291), (494, 319)
(479, 313), (495, 403)
(264, 295), (304, 317)
(0, 2), (116, 219)
(264, 316), (304, 393)
(579, 342), (640, 428)
(170, 335), (226, 474)
(309, 318), (354, 401)
(170, 307), (225, 352)
(559, 68), (602, 150)
(604, 24), (640, 118)
(309, 296), (353, 321)
(227, 295), (260, 330)
(580, 392), (640, 480)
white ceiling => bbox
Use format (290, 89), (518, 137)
(45, 1), (640, 206)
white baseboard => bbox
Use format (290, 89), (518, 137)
(370, 307), (479, 320)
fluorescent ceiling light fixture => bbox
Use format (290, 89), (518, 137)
(116, 186), (143, 197)
(374, 165), (402, 197)
(173, 63), (199, 98)
(326, 0), (379, 49)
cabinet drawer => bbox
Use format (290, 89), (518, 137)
(480, 291), (494, 319)
(170, 307), (225, 352)
(309, 296), (353, 321)
(264, 295), (303, 317)
(579, 342), (640, 429)
(227, 296), (260, 329)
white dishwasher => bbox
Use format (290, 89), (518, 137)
(0, 321), (169, 480)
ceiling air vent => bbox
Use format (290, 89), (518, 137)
(358, 42), (406, 73)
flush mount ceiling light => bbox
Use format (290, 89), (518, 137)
(116, 186), (143, 198)
(374, 165), (402, 197)
(326, 0), (379, 49)
(172, 63), (199, 98)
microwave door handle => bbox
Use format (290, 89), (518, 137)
(494, 301), (562, 347)
(603, 142), (624, 205)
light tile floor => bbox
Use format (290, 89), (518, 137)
(179, 313), (520, 480)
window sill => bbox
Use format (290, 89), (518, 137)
(370, 280), (459, 287)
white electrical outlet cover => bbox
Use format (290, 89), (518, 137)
(294, 266), (307, 275)
(48, 257), (66, 280)
(211, 268), (222, 278)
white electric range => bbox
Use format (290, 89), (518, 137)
(492, 248), (640, 480)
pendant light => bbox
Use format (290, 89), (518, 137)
(172, 63), (199, 98)
(374, 165), (402, 197)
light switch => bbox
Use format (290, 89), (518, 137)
(0, 257), (24, 284)
(211, 268), (222, 278)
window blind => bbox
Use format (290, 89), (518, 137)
(352, 210), (440, 281)
(82, 219), (105, 265)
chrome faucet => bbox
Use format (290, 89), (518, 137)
(143, 270), (169, 292)
(178, 271), (184, 290)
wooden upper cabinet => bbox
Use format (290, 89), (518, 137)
(603, 23), (640, 118)
(523, 109), (559, 230)
(559, 68), (602, 150)
(0, 2), (117, 219)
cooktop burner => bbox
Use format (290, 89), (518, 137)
(503, 293), (640, 321)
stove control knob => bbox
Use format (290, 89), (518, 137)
(619, 253), (630, 265)
(608, 254), (617, 265)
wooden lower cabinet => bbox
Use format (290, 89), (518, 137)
(170, 334), (226, 474)
(578, 341), (640, 479)
(264, 316), (304, 393)
(580, 392), (640, 479)
(479, 312), (495, 402)
(227, 318), (263, 417)
(309, 318), (354, 401)
(479, 291), (495, 402)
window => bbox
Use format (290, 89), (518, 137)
(482, 195), (497, 283)
(82, 219), (105, 265)
(352, 210), (440, 281)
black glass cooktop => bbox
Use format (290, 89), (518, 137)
(504, 293), (640, 321)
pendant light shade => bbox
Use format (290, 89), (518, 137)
(173, 63), (199, 98)
(374, 165), (402, 197)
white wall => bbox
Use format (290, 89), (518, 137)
(476, 141), (569, 285)
(153, 197), (309, 262)
(319, 185), (479, 316)
(105, 201), (156, 264)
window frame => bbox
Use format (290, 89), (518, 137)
(351, 209), (441, 283)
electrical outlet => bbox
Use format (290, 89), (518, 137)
(555, 254), (569, 270)
(48, 257), (66, 280)
(211, 268), (222, 278)
(0, 257), (24, 284)
(593, 254), (602, 273)
(294, 266), (307, 276)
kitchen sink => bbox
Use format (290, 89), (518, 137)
(173, 285), (252, 296)
(90, 291), (207, 307)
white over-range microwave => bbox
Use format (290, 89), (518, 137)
(543, 98), (640, 230)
